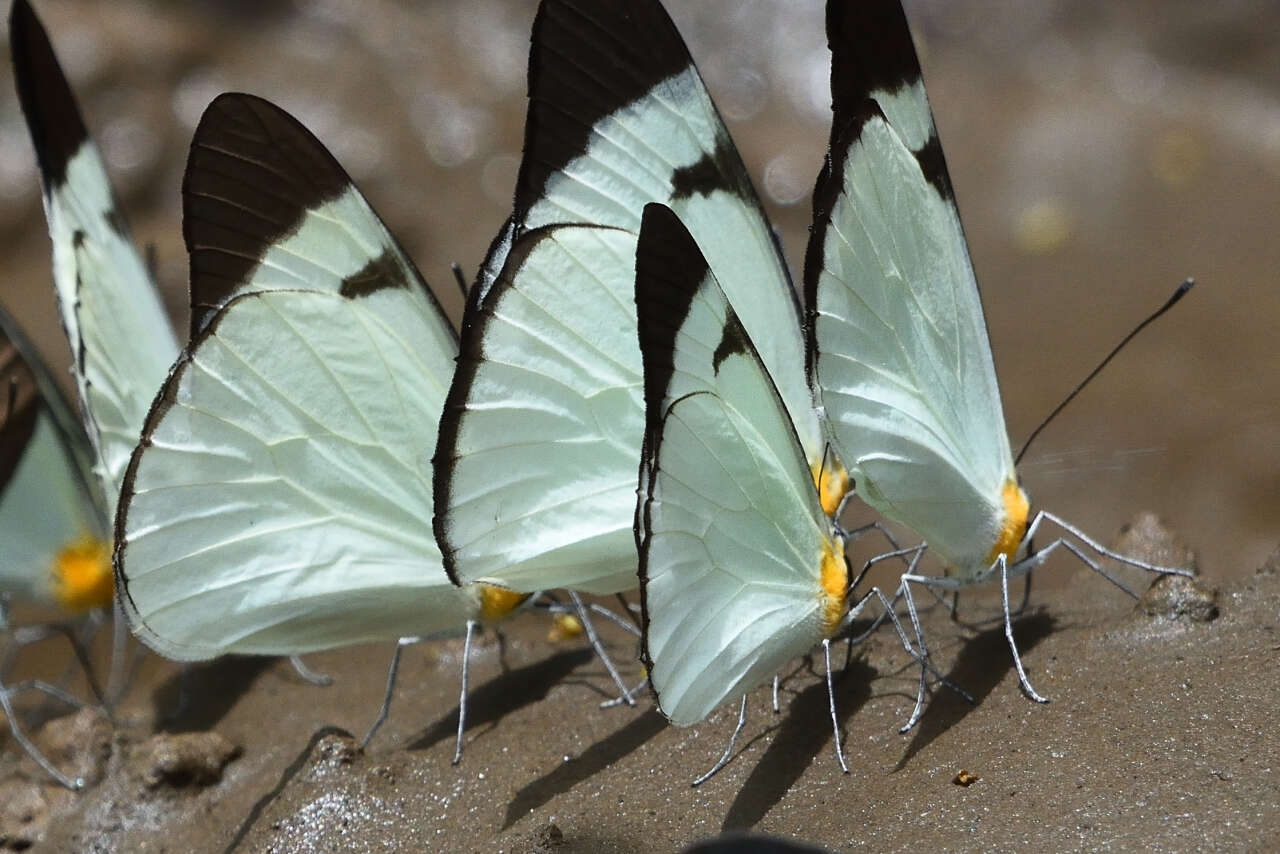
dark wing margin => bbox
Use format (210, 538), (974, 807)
(514, 0), (692, 222)
(632, 201), (715, 705)
(803, 0), (957, 380)
(182, 93), (353, 335)
(632, 203), (711, 437)
(8, 0), (89, 190)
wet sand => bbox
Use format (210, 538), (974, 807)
(4, 525), (1278, 852)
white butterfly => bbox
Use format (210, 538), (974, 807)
(636, 0), (1192, 767)
(432, 0), (834, 598)
(112, 92), (588, 760)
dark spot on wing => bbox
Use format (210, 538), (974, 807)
(9, 0), (90, 190)
(338, 250), (409, 299)
(712, 316), (750, 374)
(183, 94), (355, 336)
(670, 134), (754, 202)
(913, 133), (954, 202)
(515, 0), (694, 222)
(72, 229), (87, 249)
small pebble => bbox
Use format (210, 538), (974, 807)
(135, 731), (240, 788)
(1140, 574), (1220, 622)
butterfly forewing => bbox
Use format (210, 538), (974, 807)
(10, 0), (179, 515)
(637, 204), (840, 726)
(805, 0), (1017, 575)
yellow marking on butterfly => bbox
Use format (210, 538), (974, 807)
(819, 534), (848, 637)
(986, 479), (1030, 567)
(478, 584), (530, 622)
(547, 613), (584, 643)
(51, 535), (112, 613)
(811, 458), (851, 518)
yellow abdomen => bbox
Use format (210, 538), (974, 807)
(50, 535), (112, 613)
(986, 479), (1030, 566)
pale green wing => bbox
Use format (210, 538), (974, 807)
(805, 0), (1018, 576)
(114, 96), (474, 658)
(636, 204), (843, 726)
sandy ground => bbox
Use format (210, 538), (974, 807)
(1, 1), (1279, 851)
(2, 518), (1277, 852)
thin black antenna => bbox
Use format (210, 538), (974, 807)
(450, 262), (468, 300)
(1016, 278), (1194, 466)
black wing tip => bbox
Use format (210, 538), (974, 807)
(9, 0), (91, 190)
(826, 0), (923, 107)
(634, 202), (712, 422)
(515, 0), (693, 222)
(182, 91), (357, 339)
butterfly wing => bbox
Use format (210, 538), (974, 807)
(805, 0), (1021, 577)
(435, 0), (820, 595)
(636, 204), (845, 726)
(114, 96), (475, 659)
(10, 0), (179, 516)
(0, 305), (107, 611)
(436, 225), (641, 594)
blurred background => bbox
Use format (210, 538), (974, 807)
(0, 0), (1275, 584)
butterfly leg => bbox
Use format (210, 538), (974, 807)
(568, 591), (636, 707)
(361, 636), (420, 749)
(452, 621), (477, 765)
(999, 554), (1048, 703)
(823, 639), (850, 774)
(8, 620), (108, 709)
(1018, 510), (1193, 597)
(772, 674), (781, 714)
(691, 694), (748, 787)
(288, 655), (332, 686)
(0, 676), (93, 789)
(600, 674), (649, 709)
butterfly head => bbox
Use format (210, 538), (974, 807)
(50, 534), (112, 613)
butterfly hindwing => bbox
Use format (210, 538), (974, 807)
(435, 225), (641, 594)
(115, 97), (474, 659)
(10, 0), (179, 515)
(636, 204), (842, 726)
(805, 0), (1017, 575)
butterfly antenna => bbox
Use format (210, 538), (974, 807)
(450, 262), (468, 300)
(1015, 278), (1194, 466)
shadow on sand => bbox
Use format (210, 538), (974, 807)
(152, 655), (276, 734)
(895, 611), (1056, 769)
(407, 647), (594, 752)
(721, 656), (876, 832)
